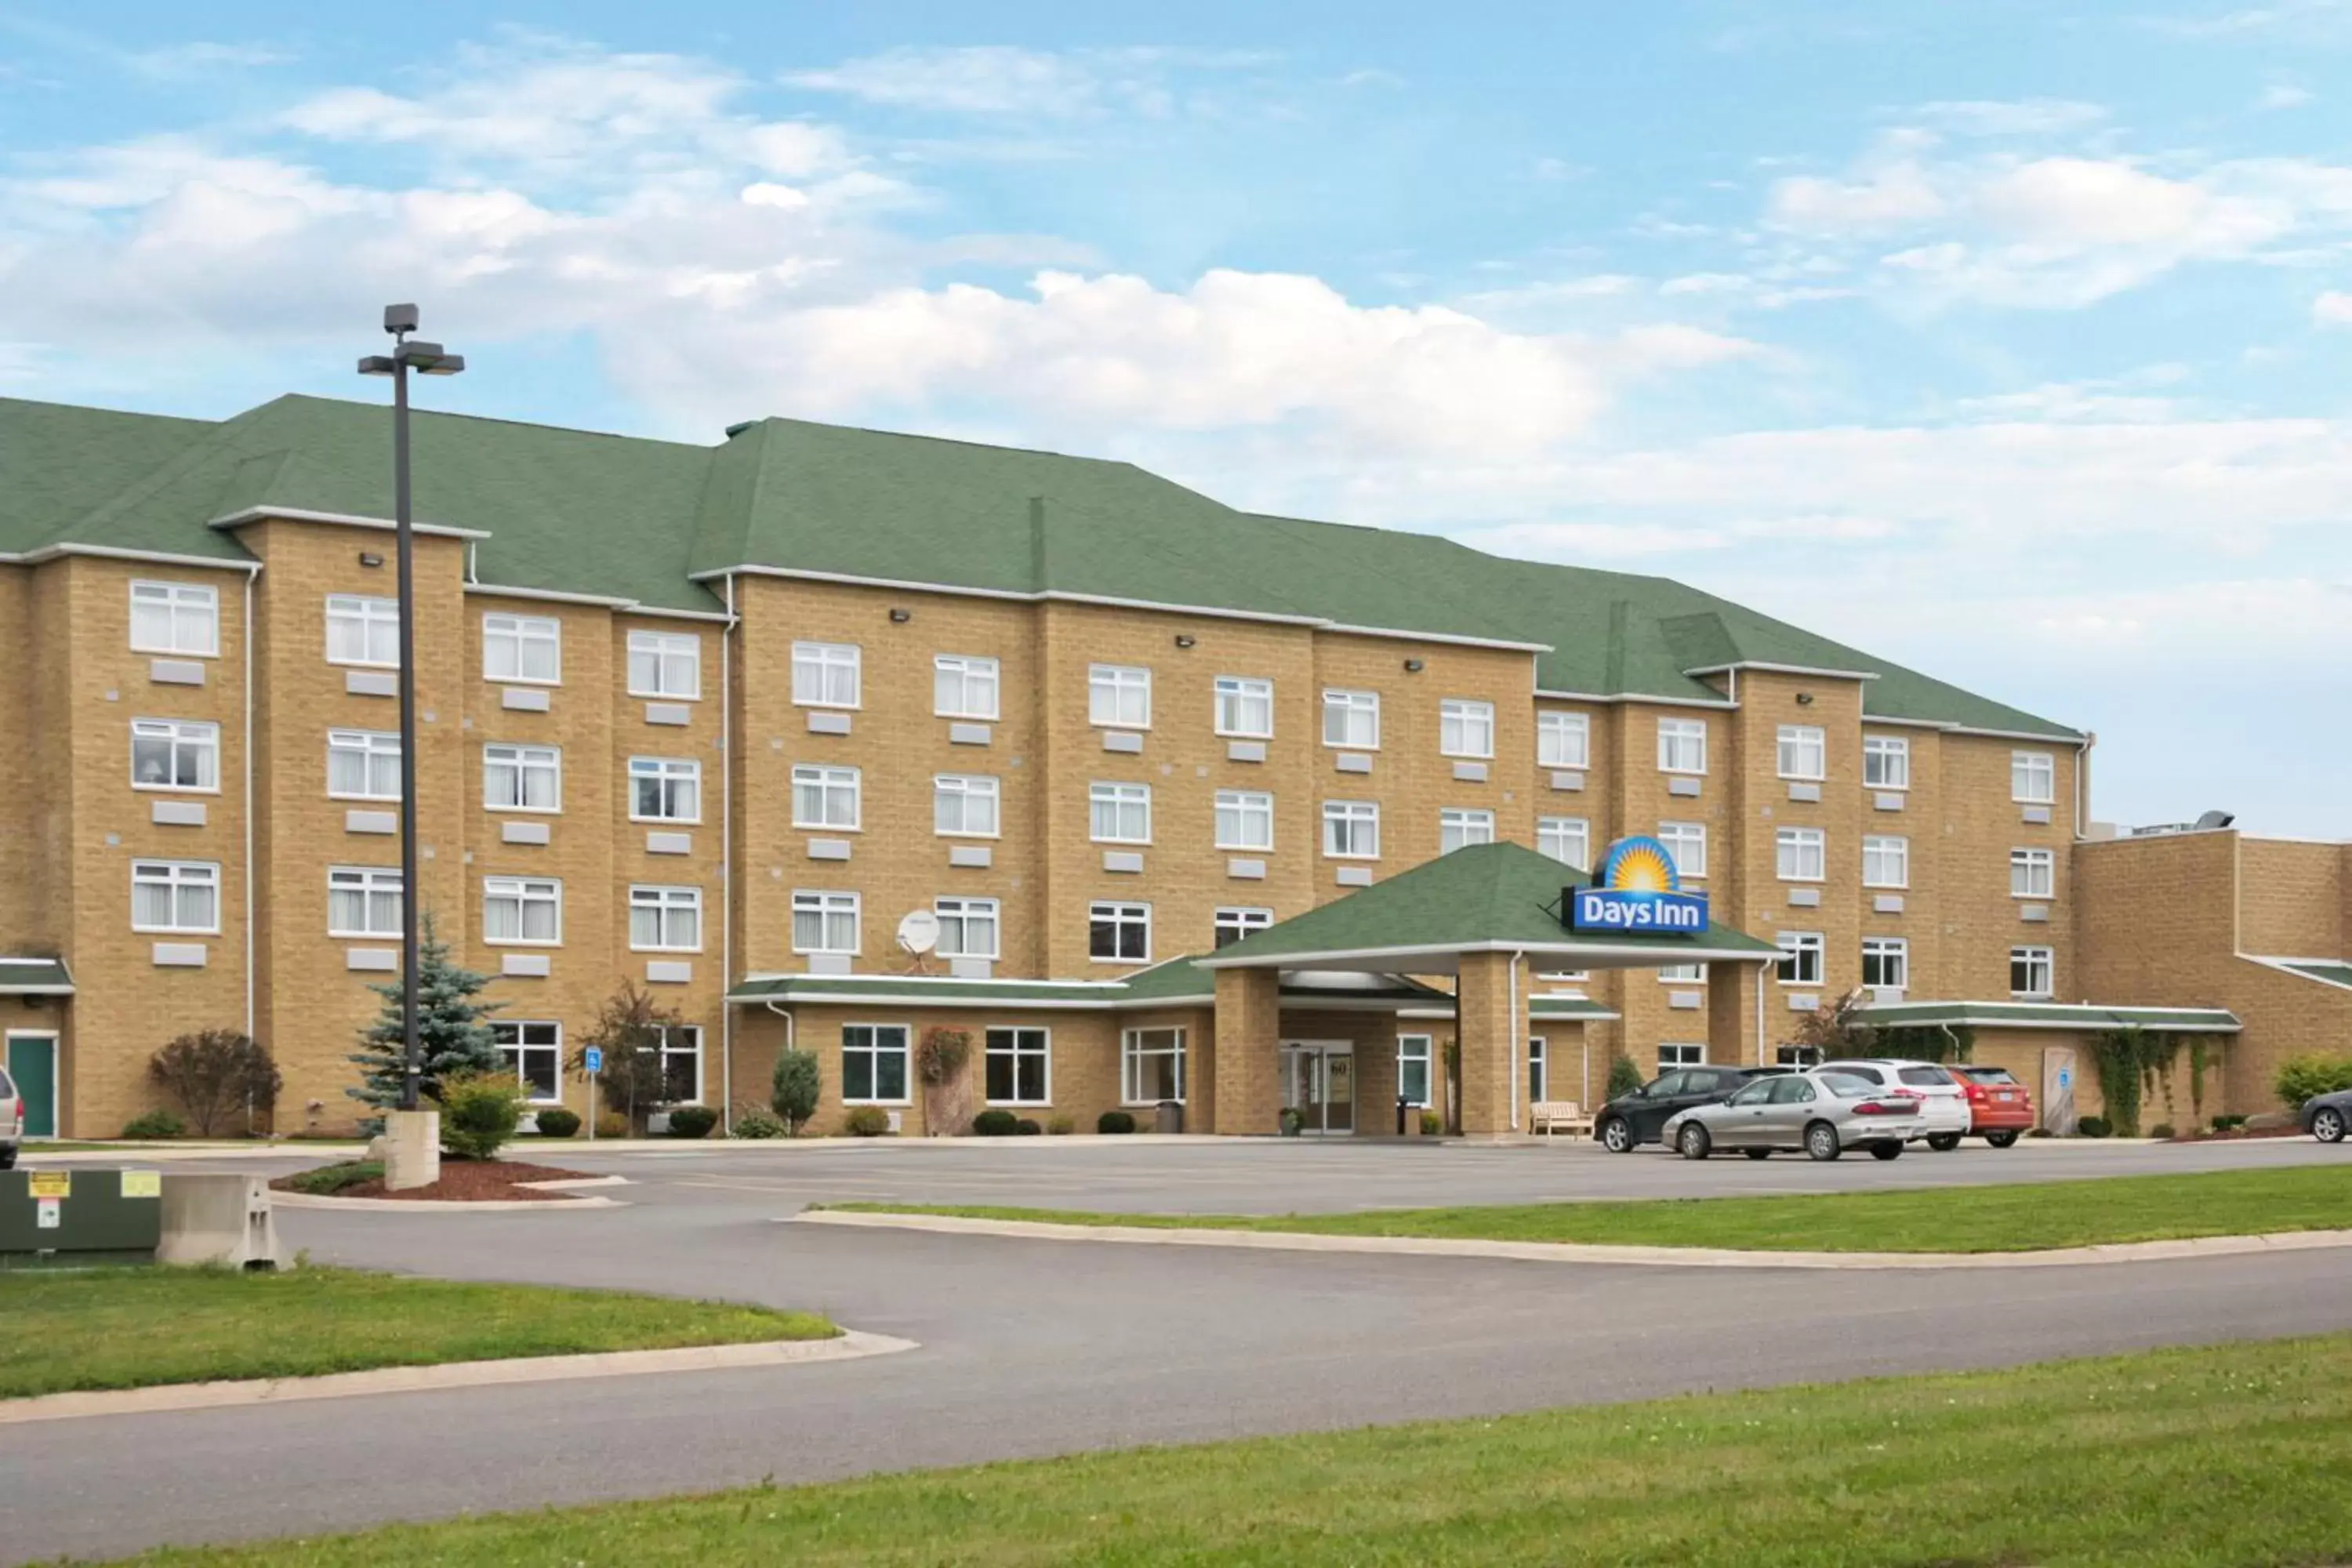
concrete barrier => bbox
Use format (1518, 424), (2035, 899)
(157, 1174), (290, 1270)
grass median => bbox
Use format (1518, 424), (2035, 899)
(820, 1163), (2352, 1253)
(0, 1267), (836, 1399)
(125, 1333), (2352, 1566)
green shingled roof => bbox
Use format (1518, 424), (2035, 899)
(1854, 1001), (2241, 1033)
(1, 393), (2078, 736)
(726, 955), (1213, 1008)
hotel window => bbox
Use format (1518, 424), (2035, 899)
(842, 1024), (910, 1104)
(327, 866), (402, 938)
(1089, 781), (1151, 844)
(492, 1021), (562, 1104)
(1214, 906), (1273, 948)
(934, 775), (1000, 837)
(1397, 1034), (1433, 1108)
(2011, 946), (2055, 999)
(2013, 750), (2056, 804)
(1323, 688), (1379, 748)
(789, 763), (856, 830)
(325, 594), (400, 667)
(1777, 724), (1826, 781)
(1659, 962), (1708, 982)
(1537, 816), (1590, 869)
(634, 757), (706, 823)
(1439, 699), (1495, 759)
(1537, 710), (1590, 770)
(2011, 847), (2055, 899)
(792, 641), (861, 708)
(1657, 717), (1708, 775)
(935, 896), (1000, 960)
(793, 890), (859, 955)
(1659, 1042), (1705, 1069)
(328, 730), (401, 801)
(1864, 735), (1910, 790)
(482, 877), (561, 945)
(985, 1027), (1051, 1105)
(1657, 820), (1708, 880)
(1089, 901), (1151, 963)
(1777, 826), (1825, 882)
(1323, 800), (1380, 858)
(130, 579), (220, 657)
(1214, 789), (1274, 851)
(1439, 807), (1494, 855)
(628, 885), (702, 952)
(1089, 663), (1151, 728)
(1120, 1026), (1185, 1104)
(1526, 1036), (1548, 1105)
(1775, 931), (1824, 986)
(1214, 676), (1274, 739)
(627, 631), (700, 699)
(131, 860), (219, 934)
(934, 654), (1000, 720)
(1861, 835), (1909, 889)
(131, 718), (219, 792)
(481, 613), (560, 684)
(1861, 936), (1908, 991)
(484, 743), (561, 812)
(659, 1025), (703, 1104)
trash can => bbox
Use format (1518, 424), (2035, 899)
(1154, 1099), (1185, 1134)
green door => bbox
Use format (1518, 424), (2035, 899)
(6, 1034), (57, 1138)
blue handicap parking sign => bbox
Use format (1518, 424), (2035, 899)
(584, 1047), (604, 1073)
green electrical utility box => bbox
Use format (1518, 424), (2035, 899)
(0, 1168), (164, 1268)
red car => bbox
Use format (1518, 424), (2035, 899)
(1950, 1064), (2034, 1146)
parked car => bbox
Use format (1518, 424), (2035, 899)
(1948, 1063), (2035, 1147)
(2300, 1087), (2351, 1144)
(1593, 1065), (1784, 1152)
(1662, 1069), (1926, 1162)
(0, 1065), (19, 1170)
(1816, 1059), (1973, 1149)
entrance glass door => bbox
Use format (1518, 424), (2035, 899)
(1282, 1042), (1355, 1134)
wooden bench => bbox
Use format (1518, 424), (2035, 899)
(1530, 1100), (1591, 1139)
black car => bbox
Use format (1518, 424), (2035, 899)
(1595, 1065), (1784, 1152)
(2300, 1087), (2351, 1144)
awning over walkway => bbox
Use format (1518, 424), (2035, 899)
(2255, 956), (2352, 991)
(726, 956), (1212, 1009)
(1855, 1000), (2241, 1033)
(0, 957), (73, 996)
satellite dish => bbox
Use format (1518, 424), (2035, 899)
(896, 909), (941, 956)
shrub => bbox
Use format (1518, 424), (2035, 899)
(2212, 1113), (2248, 1132)
(2148, 1122), (2176, 1141)
(666, 1105), (718, 1139)
(122, 1109), (186, 1140)
(1015, 1117), (1042, 1136)
(1097, 1110), (1137, 1134)
(148, 1029), (281, 1136)
(438, 1073), (526, 1160)
(595, 1111), (628, 1139)
(1606, 1054), (1644, 1101)
(2275, 1052), (2352, 1109)
(284, 1160), (383, 1195)
(532, 1107), (581, 1138)
(771, 1047), (822, 1135)
(2077, 1116), (2112, 1138)
(1420, 1109), (1443, 1137)
(971, 1109), (1021, 1137)
(844, 1105), (893, 1138)
(732, 1106), (787, 1139)
(1045, 1114), (1076, 1135)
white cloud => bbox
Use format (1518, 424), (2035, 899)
(2318, 289), (2352, 324)
(1912, 99), (2107, 136)
(781, 45), (1265, 118)
(125, 41), (292, 78)
(2256, 82), (2316, 110)
(1769, 154), (1946, 233)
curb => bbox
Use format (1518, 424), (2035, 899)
(271, 1190), (626, 1212)
(0, 1330), (918, 1426)
(789, 1210), (2352, 1272)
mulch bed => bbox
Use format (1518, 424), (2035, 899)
(278, 1159), (592, 1203)
(2167, 1126), (2307, 1144)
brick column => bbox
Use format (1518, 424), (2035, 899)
(1455, 951), (1522, 1138)
(1708, 960), (1763, 1066)
(1211, 967), (1282, 1136)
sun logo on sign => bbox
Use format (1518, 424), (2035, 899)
(1595, 836), (1682, 895)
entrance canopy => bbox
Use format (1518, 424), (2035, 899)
(1196, 842), (1779, 976)
(0, 957), (74, 996)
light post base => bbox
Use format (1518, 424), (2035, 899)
(383, 1110), (441, 1191)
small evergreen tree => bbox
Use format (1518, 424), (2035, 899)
(771, 1047), (822, 1135)
(1606, 1054), (1645, 1099)
(347, 913), (504, 1110)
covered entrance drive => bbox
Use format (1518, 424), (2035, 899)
(1281, 1040), (1355, 1134)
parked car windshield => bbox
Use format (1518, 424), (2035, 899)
(1899, 1066), (1955, 1087)
(1958, 1066), (2018, 1085)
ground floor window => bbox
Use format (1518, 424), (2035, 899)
(659, 1025), (702, 1104)
(1397, 1033), (1432, 1108)
(1776, 1044), (1823, 1067)
(1658, 1041), (1704, 1070)
(2010, 946), (2054, 999)
(492, 1020), (562, 1103)
(1121, 1026), (1185, 1104)
(985, 1026), (1050, 1105)
(1527, 1035), (1548, 1104)
(843, 1023), (910, 1104)
(1861, 936), (1908, 990)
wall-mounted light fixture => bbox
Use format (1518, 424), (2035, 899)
(358, 551), (385, 568)
(1795, 691), (1815, 706)
(1403, 658), (1425, 673)
(1174, 633), (1196, 649)
(889, 608), (912, 623)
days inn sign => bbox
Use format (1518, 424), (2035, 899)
(1567, 835), (1710, 935)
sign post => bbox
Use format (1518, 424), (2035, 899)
(584, 1047), (604, 1142)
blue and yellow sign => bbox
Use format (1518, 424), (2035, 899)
(1569, 835), (1710, 935)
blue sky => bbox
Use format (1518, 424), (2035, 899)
(5, 2), (2350, 833)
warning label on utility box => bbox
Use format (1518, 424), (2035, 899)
(121, 1171), (162, 1200)
(27, 1171), (70, 1200)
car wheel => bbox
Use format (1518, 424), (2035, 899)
(2314, 1107), (2347, 1144)
(1870, 1142), (1904, 1160)
(1926, 1132), (1962, 1152)
(1600, 1116), (1635, 1154)
(1984, 1130), (2020, 1149)
(1678, 1123), (1711, 1160)
(1805, 1121), (1841, 1162)
(1742, 1148), (1773, 1160)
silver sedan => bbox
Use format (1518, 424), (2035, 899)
(1661, 1069), (1927, 1163)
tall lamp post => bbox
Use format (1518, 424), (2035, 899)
(358, 306), (464, 1114)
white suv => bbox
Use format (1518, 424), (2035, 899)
(1817, 1060), (1973, 1150)
(0, 1066), (20, 1170)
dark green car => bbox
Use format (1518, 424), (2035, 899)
(1595, 1065), (1784, 1152)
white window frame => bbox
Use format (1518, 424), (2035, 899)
(933, 774), (1000, 839)
(1322, 688), (1380, 750)
(1439, 698), (1495, 760)
(792, 641), (862, 710)
(1659, 962), (1709, 983)
(481, 612), (561, 686)
(130, 717), (220, 793)
(1089, 900), (1152, 964)
(1864, 735), (1910, 791)
(1439, 807), (1495, 855)
(933, 654), (1000, 720)
(792, 890), (860, 956)
(2011, 945), (2055, 999)
(1658, 1042), (1705, 1069)
(130, 579), (220, 658)
(327, 866), (403, 939)
(1088, 663), (1152, 729)
(1527, 1035), (1549, 1105)
(789, 763), (858, 832)
(1120, 1025), (1186, 1105)
(1214, 789), (1275, 852)
(1214, 906), (1273, 949)
(1214, 676), (1274, 739)
(1775, 930), (1824, 987)
(1537, 816), (1590, 869)
(935, 895), (1000, 960)
(628, 884), (702, 953)
(482, 877), (562, 946)
(130, 859), (220, 935)
(658, 1025), (704, 1105)
(2011, 847), (2056, 900)
(841, 1023), (911, 1106)
(324, 593), (400, 669)
(1777, 724), (1826, 782)
(1537, 710), (1590, 770)
(1861, 835), (1909, 889)
(1861, 936), (1908, 991)
(1657, 820), (1708, 880)
(327, 729), (402, 802)
(983, 1025), (1051, 1106)
(1323, 799), (1380, 859)
(1776, 826), (1826, 883)
(492, 1020), (564, 1105)
(2013, 750), (2056, 804)
(484, 743), (562, 813)
(1397, 1033), (1434, 1109)
(627, 630), (702, 700)
(1089, 781), (1152, 845)
(1657, 717), (1708, 775)
(632, 756), (705, 825)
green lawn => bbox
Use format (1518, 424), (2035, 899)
(823, 1163), (2352, 1253)
(126, 1334), (2352, 1566)
(0, 1268), (835, 1399)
